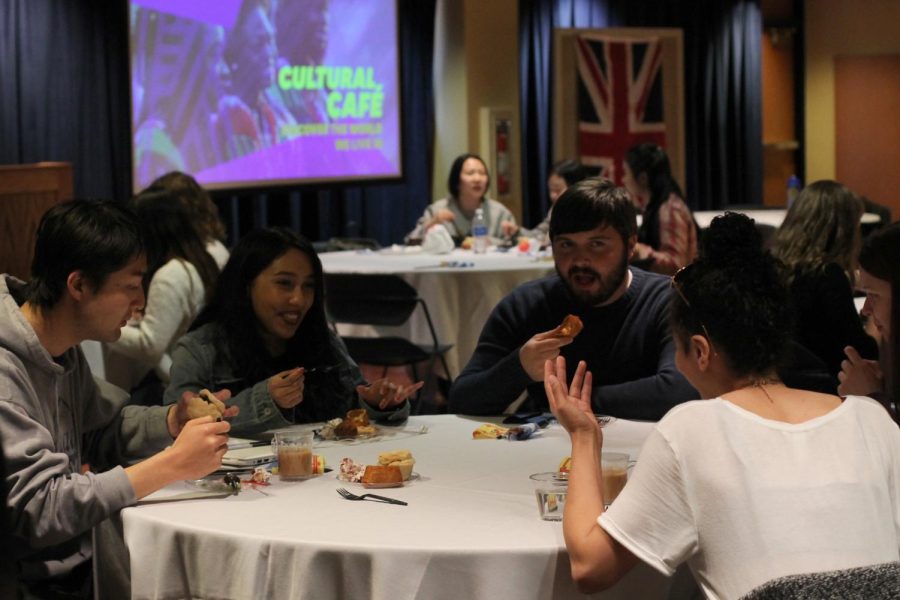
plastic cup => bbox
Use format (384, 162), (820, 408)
(273, 431), (313, 481)
(530, 471), (568, 521)
(601, 452), (629, 506)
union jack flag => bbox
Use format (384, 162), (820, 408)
(576, 34), (666, 185)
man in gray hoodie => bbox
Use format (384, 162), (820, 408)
(0, 199), (236, 596)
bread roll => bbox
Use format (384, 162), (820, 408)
(378, 450), (415, 480)
(378, 449), (412, 464)
(185, 389), (225, 420)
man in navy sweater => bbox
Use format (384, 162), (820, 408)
(449, 178), (696, 420)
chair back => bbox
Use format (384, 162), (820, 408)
(324, 273), (419, 327)
(740, 561), (900, 600)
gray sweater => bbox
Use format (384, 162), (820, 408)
(0, 275), (172, 581)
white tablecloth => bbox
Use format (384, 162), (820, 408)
(118, 415), (680, 600)
(320, 248), (555, 378)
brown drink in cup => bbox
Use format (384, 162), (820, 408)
(274, 431), (314, 481)
(601, 452), (629, 506)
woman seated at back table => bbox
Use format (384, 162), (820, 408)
(405, 152), (517, 245)
(839, 221), (900, 423)
(769, 180), (878, 382)
(622, 143), (698, 275)
(165, 227), (420, 436)
(545, 213), (900, 598)
(106, 189), (220, 400)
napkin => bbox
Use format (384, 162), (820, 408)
(421, 224), (455, 254)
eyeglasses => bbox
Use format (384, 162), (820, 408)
(671, 265), (715, 352)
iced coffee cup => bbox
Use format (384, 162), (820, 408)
(601, 452), (629, 507)
(274, 431), (314, 481)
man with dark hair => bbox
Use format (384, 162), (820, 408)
(449, 178), (696, 419)
(0, 200), (236, 596)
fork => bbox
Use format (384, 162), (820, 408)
(336, 487), (408, 506)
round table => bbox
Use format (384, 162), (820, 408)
(117, 415), (679, 599)
(319, 247), (555, 378)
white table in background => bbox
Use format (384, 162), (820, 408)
(117, 415), (683, 600)
(692, 209), (881, 229)
(319, 248), (555, 378)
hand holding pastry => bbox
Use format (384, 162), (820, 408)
(519, 315), (581, 381)
(269, 367), (305, 409)
(169, 416), (232, 480)
(167, 388), (236, 438)
(358, 378), (424, 410)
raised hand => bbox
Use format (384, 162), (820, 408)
(544, 357), (598, 436)
(837, 345), (883, 397)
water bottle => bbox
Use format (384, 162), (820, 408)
(786, 175), (801, 208)
(472, 207), (488, 254)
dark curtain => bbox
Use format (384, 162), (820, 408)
(519, 0), (763, 227)
(0, 0), (435, 248)
(0, 0), (132, 200)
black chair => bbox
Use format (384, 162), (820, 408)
(323, 273), (453, 413)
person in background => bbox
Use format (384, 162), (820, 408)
(224, 0), (296, 154)
(545, 213), (900, 598)
(165, 227), (420, 436)
(449, 178), (696, 420)
(769, 180), (877, 383)
(839, 222), (900, 423)
(105, 189), (220, 399)
(405, 153), (517, 245)
(0, 200), (234, 596)
(622, 143), (698, 275)
(148, 171), (230, 269)
(518, 159), (587, 241)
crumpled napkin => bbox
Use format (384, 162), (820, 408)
(421, 224), (455, 254)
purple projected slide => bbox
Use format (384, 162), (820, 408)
(129, 0), (400, 191)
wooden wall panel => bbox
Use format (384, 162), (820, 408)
(0, 163), (74, 280)
(835, 55), (900, 219)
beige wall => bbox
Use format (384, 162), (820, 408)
(432, 0), (521, 219)
(804, 0), (900, 182)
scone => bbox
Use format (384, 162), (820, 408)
(378, 449), (415, 480)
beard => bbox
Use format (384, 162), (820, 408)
(557, 253), (629, 307)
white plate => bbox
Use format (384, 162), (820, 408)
(337, 471), (420, 489)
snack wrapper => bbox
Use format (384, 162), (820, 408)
(507, 423), (538, 441)
(313, 454), (326, 474)
(472, 423), (509, 439)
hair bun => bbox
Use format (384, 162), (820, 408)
(700, 212), (764, 269)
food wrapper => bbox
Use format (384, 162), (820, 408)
(506, 423), (538, 441)
(472, 423), (509, 439)
(312, 454), (326, 474)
